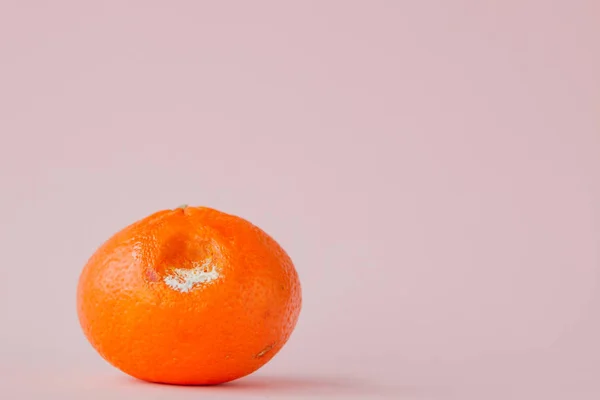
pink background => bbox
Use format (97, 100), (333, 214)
(0, 1), (599, 399)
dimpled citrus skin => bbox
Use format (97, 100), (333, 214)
(76, 206), (302, 385)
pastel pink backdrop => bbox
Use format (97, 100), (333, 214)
(0, 1), (598, 399)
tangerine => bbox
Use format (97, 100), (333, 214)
(76, 205), (302, 385)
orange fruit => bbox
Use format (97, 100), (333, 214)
(76, 205), (302, 385)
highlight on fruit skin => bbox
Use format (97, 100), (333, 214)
(76, 205), (302, 385)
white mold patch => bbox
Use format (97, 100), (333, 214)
(164, 260), (220, 293)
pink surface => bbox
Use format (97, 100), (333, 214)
(0, 1), (599, 399)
